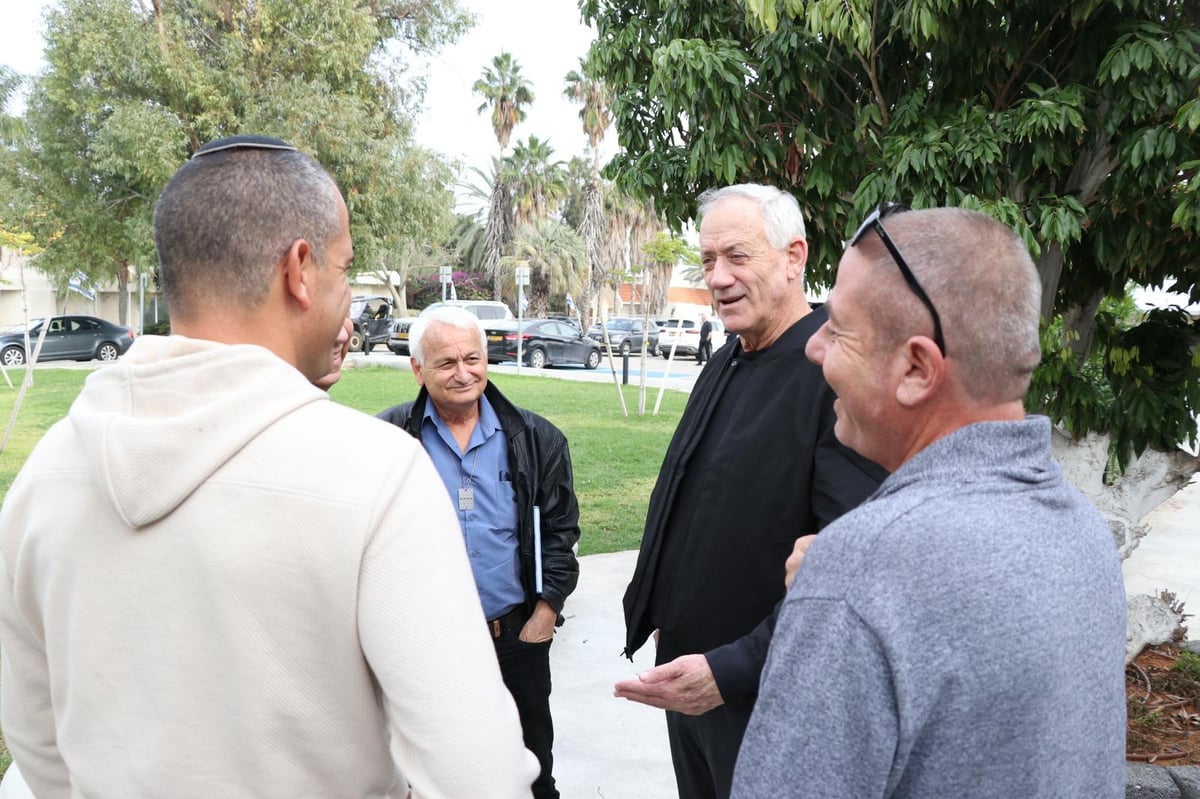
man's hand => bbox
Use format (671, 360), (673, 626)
(518, 599), (557, 643)
(613, 654), (724, 715)
(785, 534), (817, 590)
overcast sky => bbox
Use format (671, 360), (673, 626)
(0, 0), (612, 180)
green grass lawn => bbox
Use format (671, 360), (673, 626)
(0, 364), (688, 555)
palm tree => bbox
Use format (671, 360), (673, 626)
(599, 191), (662, 316)
(473, 52), (535, 162)
(563, 58), (611, 179)
(473, 52), (535, 300)
(501, 135), (568, 227)
(498, 221), (587, 318)
(563, 58), (612, 327)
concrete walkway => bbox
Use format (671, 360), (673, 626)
(550, 551), (675, 799)
(1122, 473), (1200, 605)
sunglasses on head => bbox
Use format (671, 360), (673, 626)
(850, 202), (945, 355)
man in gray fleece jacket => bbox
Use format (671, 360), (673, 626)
(731, 205), (1126, 798)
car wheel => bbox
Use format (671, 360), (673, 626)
(528, 347), (547, 369)
(619, 340), (632, 356)
(2, 346), (25, 367)
(97, 343), (120, 361)
(348, 330), (364, 352)
(585, 349), (600, 369)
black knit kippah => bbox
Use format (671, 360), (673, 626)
(191, 134), (298, 159)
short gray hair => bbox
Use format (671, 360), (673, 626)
(409, 306), (487, 365)
(697, 184), (806, 248)
(154, 146), (341, 315)
(856, 207), (1042, 403)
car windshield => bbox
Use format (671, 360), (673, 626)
(607, 319), (634, 331)
(419, 303), (447, 317)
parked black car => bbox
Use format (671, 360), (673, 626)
(484, 319), (602, 369)
(587, 317), (657, 355)
(0, 315), (135, 367)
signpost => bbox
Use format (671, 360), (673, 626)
(515, 266), (530, 374)
(439, 266), (453, 302)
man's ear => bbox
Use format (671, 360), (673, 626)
(409, 356), (424, 386)
(282, 238), (314, 310)
(785, 237), (808, 281)
(895, 336), (944, 407)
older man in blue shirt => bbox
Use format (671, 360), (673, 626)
(378, 306), (581, 799)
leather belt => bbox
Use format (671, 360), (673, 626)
(487, 605), (528, 639)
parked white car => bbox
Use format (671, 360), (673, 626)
(656, 317), (723, 358)
(388, 300), (514, 355)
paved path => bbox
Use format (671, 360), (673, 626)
(550, 551), (675, 799)
(351, 349), (706, 395)
(1122, 473), (1200, 604)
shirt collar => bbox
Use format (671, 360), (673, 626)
(422, 392), (502, 449)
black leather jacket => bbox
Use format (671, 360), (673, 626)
(377, 382), (580, 618)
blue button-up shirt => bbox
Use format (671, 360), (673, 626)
(420, 395), (522, 620)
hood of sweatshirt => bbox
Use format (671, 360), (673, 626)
(68, 335), (329, 528)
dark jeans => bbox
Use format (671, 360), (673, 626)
(495, 629), (557, 798)
(697, 339), (713, 363)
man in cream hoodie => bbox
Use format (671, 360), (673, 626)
(0, 135), (537, 798)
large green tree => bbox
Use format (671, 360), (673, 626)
(10, 0), (465, 323)
(584, 0), (1200, 463)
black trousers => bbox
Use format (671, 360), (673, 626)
(494, 622), (557, 798)
(657, 636), (750, 799)
(697, 339), (713, 363)
(664, 701), (752, 799)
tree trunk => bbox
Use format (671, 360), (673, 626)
(1031, 137), (1115, 320)
(579, 180), (605, 330)
(1036, 244), (1066, 322)
(484, 179), (513, 302)
(117, 260), (129, 326)
(1061, 289), (1106, 361)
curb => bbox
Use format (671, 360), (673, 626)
(1127, 764), (1200, 798)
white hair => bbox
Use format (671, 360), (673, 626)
(697, 183), (806, 248)
(408, 306), (487, 365)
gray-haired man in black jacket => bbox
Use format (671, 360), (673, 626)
(616, 184), (886, 799)
(378, 305), (580, 799)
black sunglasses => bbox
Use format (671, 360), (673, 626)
(850, 202), (946, 356)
